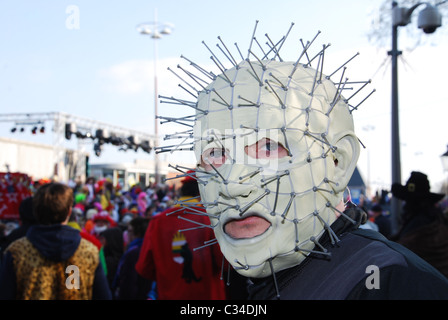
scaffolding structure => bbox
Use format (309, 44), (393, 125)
(0, 112), (157, 181)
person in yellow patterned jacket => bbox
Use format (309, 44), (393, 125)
(0, 182), (111, 300)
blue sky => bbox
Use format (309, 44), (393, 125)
(0, 0), (376, 121)
(1, 0), (448, 195)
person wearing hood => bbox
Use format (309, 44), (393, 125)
(0, 182), (111, 300)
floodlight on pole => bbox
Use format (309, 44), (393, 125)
(137, 10), (174, 185)
(441, 145), (448, 198)
(441, 145), (448, 172)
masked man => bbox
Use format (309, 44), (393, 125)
(164, 23), (448, 299)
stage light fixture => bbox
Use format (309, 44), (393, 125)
(140, 140), (151, 153)
(65, 123), (76, 140)
(93, 142), (103, 157)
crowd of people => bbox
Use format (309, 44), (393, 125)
(0, 176), (183, 298)
(2, 24), (448, 300)
(0, 174), (248, 300)
(0, 170), (447, 300)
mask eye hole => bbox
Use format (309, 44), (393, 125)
(245, 138), (289, 159)
(201, 147), (227, 171)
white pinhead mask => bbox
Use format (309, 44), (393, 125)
(160, 24), (373, 279)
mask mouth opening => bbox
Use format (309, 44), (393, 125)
(224, 213), (271, 239)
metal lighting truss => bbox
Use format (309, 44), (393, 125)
(0, 112), (157, 161)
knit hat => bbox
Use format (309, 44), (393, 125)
(181, 170), (196, 184)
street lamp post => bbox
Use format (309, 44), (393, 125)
(388, 1), (442, 234)
(441, 146), (448, 171)
(137, 10), (174, 186)
(441, 145), (448, 197)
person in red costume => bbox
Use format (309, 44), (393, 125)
(135, 171), (227, 300)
